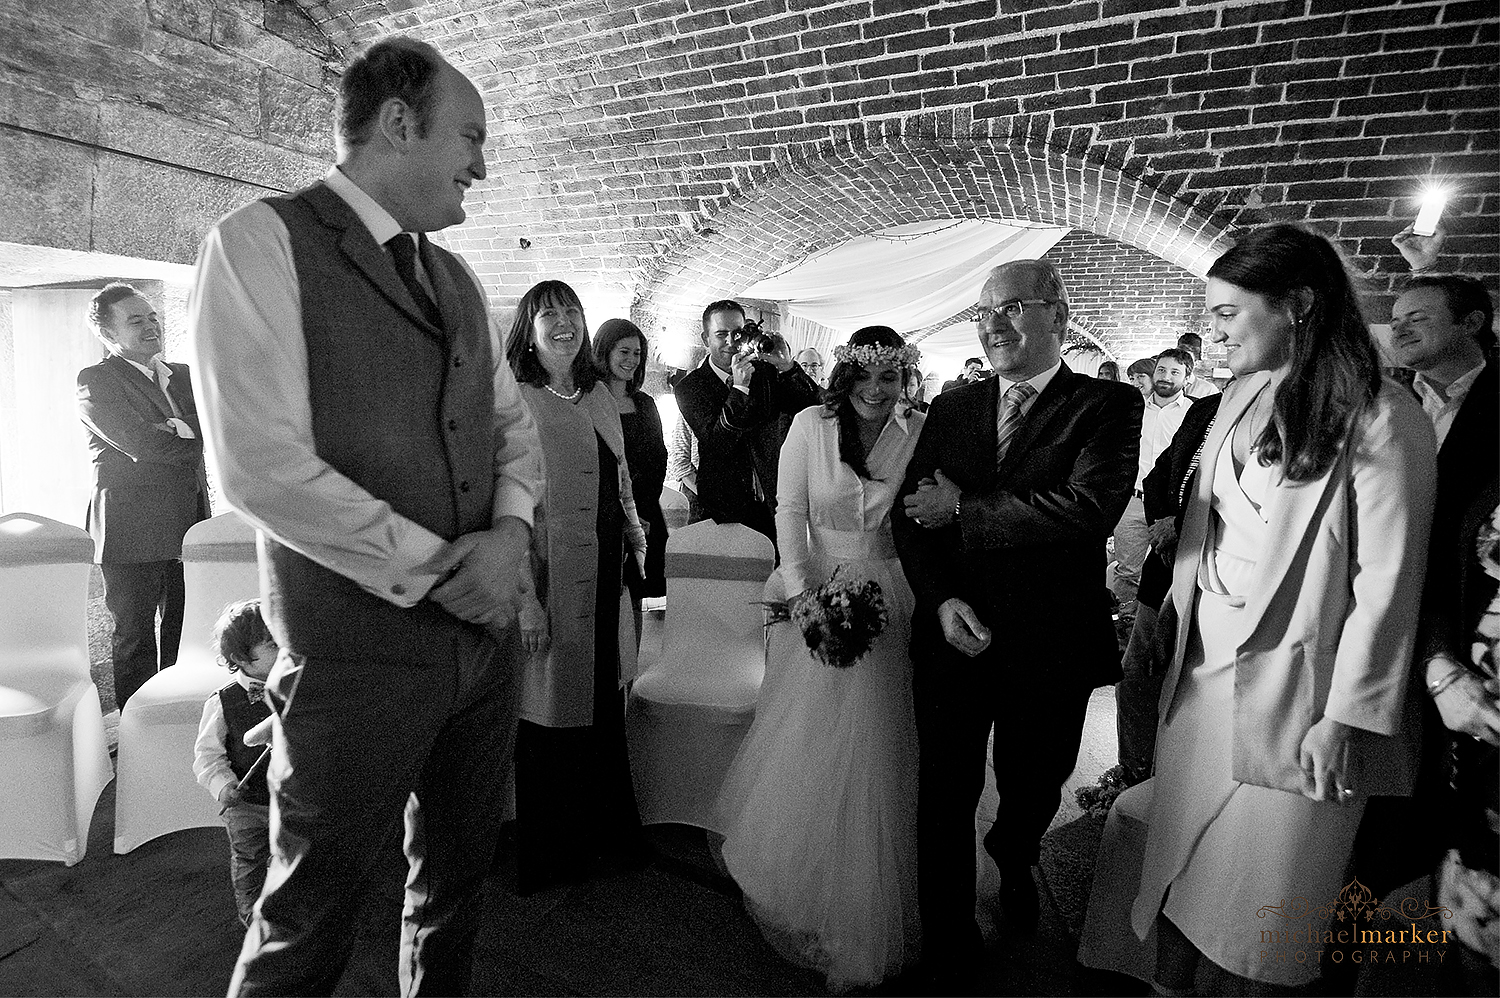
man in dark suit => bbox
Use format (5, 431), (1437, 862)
(673, 301), (821, 542)
(191, 38), (543, 994)
(1354, 273), (1498, 899)
(894, 259), (1141, 971)
(1114, 391), (1221, 786)
(940, 356), (987, 394)
(77, 282), (210, 710)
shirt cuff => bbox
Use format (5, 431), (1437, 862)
(207, 772), (236, 802)
(384, 529), (449, 606)
(733, 384), (750, 395)
(491, 488), (537, 529)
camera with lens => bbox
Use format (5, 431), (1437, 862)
(732, 318), (778, 356)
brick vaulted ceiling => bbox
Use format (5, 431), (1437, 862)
(297, 0), (1494, 328)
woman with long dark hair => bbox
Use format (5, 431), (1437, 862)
(505, 280), (649, 892)
(718, 325), (926, 991)
(594, 318), (669, 608)
(1093, 225), (1438, 992)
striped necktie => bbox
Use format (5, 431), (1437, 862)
(995, 382), (1037, 467)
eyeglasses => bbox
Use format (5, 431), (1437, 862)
(975, 299), (1057, 323)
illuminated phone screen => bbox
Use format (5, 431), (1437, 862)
(1413, 195), (1446, 237)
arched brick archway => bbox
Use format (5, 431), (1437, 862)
(632, 110), (1226, 346)
(285, 0), (1497, 319)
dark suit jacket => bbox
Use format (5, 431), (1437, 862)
(894, 363), (1143, 688)
(673, 357), (821, 525)
(1417, 356), (1498, 667)
(77, 354), (209, 563)
(1137, 392), (1222, 611)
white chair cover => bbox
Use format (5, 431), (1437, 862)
(627, 521), (773, 832)
(0, 513), (112, 865)
(114, 511), (259, 853)
(659, 486), (690, 532)
(1076, 778), (1157, 983)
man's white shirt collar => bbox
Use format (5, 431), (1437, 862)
(324, 166), (405, 247)
(993, 360), (1063, 399)
(1414, 358), (1485, 409)
(1147, 391), (1193, 411)
(121, 355), (171, 383)
(703, 355), (732, 385)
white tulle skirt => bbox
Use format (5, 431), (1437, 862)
(717, 547), (921, 992)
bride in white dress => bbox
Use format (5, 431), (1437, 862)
(718, 326), (925, 992)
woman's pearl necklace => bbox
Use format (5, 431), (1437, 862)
(545, 383), (582, 402)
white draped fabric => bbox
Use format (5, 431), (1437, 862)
(739, 219), (1069, 384)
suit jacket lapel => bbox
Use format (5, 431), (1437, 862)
(105, 354), (175, 421)
(301, 183), (445, 341)
(1172, 371), (1268, 617)
(996, 362), (1077, 480)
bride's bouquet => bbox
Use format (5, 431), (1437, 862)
(760, 566), (888, 669)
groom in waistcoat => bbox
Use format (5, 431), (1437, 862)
(894, 260), (1141, 978)
(190, 37), (543, 996)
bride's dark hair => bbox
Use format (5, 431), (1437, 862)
(822, 325), (909, 480)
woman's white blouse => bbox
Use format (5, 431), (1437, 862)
(774, 404), (925, 597)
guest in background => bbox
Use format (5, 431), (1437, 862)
(193, 598), (277, 927)
(595, 318), (669, 610)
(78, 281), (210, 710)
(1110, 391), (1220, 788)
(1121, 224), (1436, 994)
(506, 280), (649, 893)
(667, 412), (703, 524)
(1431, 500), (1500, 989)
(1108, 348), (1195, 619)
(939, 356), (986, 394)
(674, 300), (821, 543)
(1177, 332), (1220, 399)
(905, 367), (930, 413)
(1096, 359), (1121, 381)
(1125, 357), (1155, 394)
(1385, 273), (1498, 989)
(795, 347), (826, 386)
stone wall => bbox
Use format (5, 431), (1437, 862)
(0, 0), (337, 266)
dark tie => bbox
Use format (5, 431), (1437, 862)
(995, 382), (1037, 467)
(387, 233), (443, 329)
(245, 681), (266, 705)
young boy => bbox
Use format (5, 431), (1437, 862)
(192, 598), (277, 926)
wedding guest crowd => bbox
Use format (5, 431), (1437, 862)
(178, 30), (1496, 998)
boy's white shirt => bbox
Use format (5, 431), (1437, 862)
(192, 671), (267, 803)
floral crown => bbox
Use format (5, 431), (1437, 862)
(831, 342), (922, 368)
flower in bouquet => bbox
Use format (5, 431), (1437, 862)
(761, 566), (888, 669)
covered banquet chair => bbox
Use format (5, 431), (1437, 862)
(114, 510), (259, 853)
(627, 520), (773, 832)
(0, 512), (113, 865)
(659, 485), (691, 532)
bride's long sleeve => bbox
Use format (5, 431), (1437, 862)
(775, 409), (816, 599)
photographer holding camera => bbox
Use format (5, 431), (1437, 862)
(674, 300), (822, 544)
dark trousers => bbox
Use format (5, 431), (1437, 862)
(1115, 602), (1165, 783)
(223, 802), (271, 926)
(912, 643), (1093, 960)
(101, 559), (185, 709)
(228, 639), (518, 997)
